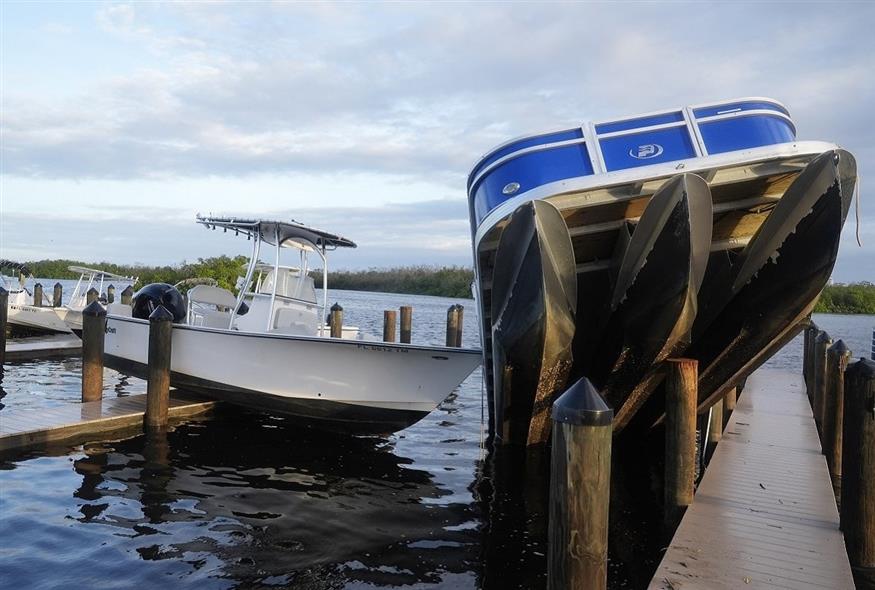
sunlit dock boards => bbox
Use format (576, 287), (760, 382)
(4, 334), (82, 361)
(0, 392), (216, 452)
(649, 368), (855, 589)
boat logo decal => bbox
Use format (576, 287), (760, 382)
(629, 143), (664, 159)
(502, 182), (520, 195)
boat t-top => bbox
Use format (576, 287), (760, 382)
(59, 266), (138, 331)
(103, 215), (481, 434)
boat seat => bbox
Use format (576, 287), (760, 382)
(188, 285), (238, 308)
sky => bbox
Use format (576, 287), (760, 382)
(1, 1), (873, 281)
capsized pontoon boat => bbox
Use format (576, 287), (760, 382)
(104, 216), (481, 434)
(0, 260), (71, 333)
(468, 97), (858, 444)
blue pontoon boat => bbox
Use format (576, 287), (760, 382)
(468, 97), (856, 445)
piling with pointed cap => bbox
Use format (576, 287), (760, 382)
(81, 301), (106, 402)
(33, 283), (43, 307)
(329, 303), (343, 338)
(120, 286), (134, 305)
(547, 377), (612, 590)
(0, 287), (7, 365)
(824, 340), (852, 493)
(841, 358), (875, 571)
(53, 282), (63, 307)
(664, 358), (698, 528)
(107, 284), (115, 304)
(382, 310), (396, 343)
(86, 287), (99, 305)
(144, 305), (173, 430)
(445, 305), (460, 347)
(813, 331), (833, 431)
(400, 305), (412, 344)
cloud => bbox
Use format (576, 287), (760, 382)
(0, 199), (473, 269)
(1, 3), (873, 278)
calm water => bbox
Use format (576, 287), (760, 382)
(1, 297), (873, 589)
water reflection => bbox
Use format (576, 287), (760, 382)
(54, 407), (480, 588)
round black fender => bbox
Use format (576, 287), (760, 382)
(131, 283), (187, 322)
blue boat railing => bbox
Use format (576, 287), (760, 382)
(469, 97), (798, 226)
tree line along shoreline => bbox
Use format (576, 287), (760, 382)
(7, 258), (875, 313)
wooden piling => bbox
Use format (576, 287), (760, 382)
(53, 282), (63, 307)
(33, 283), (43, 307)
(805, 325), (819, 401)
(120, 286), (134, 305)
(708, 398), (724, 445)
(547, 377), (612, 590)
(840, 358), (875, 571)
(107, 284), (115, 304)
(723, 386), (737, 427)
(81, 301), (106, 402)
(86, 287), (99, 305)
(329, 303), (343, 338)
(664, 358), (698, 528)
(824, 340), (851, 492)
(383, 310), (397, 343)
(144, 305), (173, 430)
(446, 305), (460, 347)
(400, 305), (412, 344)
(454, 304), (464, 347)
(813, 331), (833, 431)
(0, 287), (7, 366)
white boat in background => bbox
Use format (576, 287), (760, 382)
(103, 216), (481, 434)
(58, 266), (138, 331)
(0, 260), (72, 334)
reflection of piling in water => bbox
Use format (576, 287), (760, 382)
(141, 426), (173, 524)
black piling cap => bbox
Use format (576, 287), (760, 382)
(0, 286), (7, 297)
(551, 377), (613, 427)
(330, 302), (343, 312)
(829, 339), (851, 357)
(149, 305), (174, 322)
(815, 330), (832, 345)
(54, 282), (63, 288)
(847, 358), (875, 381)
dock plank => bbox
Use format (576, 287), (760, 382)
(0, 392), (216, 452)
(4, 334), (82, 361)
(649, 368), (855, 590)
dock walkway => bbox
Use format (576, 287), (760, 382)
(4, 333), (81, 361)
(649, 368), (855, 589)
(0, 392), (216, 452)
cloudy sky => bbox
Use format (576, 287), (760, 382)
(1, 2), (873, 280)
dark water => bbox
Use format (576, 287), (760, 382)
(1, 300), (872, 589)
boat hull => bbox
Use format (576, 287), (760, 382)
(490, 200), (576, 446)
(7, 302), (71, 334)
(104, 315), (481, 434)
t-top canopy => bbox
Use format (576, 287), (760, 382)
(0, 260), (33, 277)
(68, 266), (137, 282)
(196, 215), (357, 250)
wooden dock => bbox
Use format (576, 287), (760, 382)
(4, 333), (81, 361)
(649, 368), (855, 589)
(0, 392), (216, 452)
